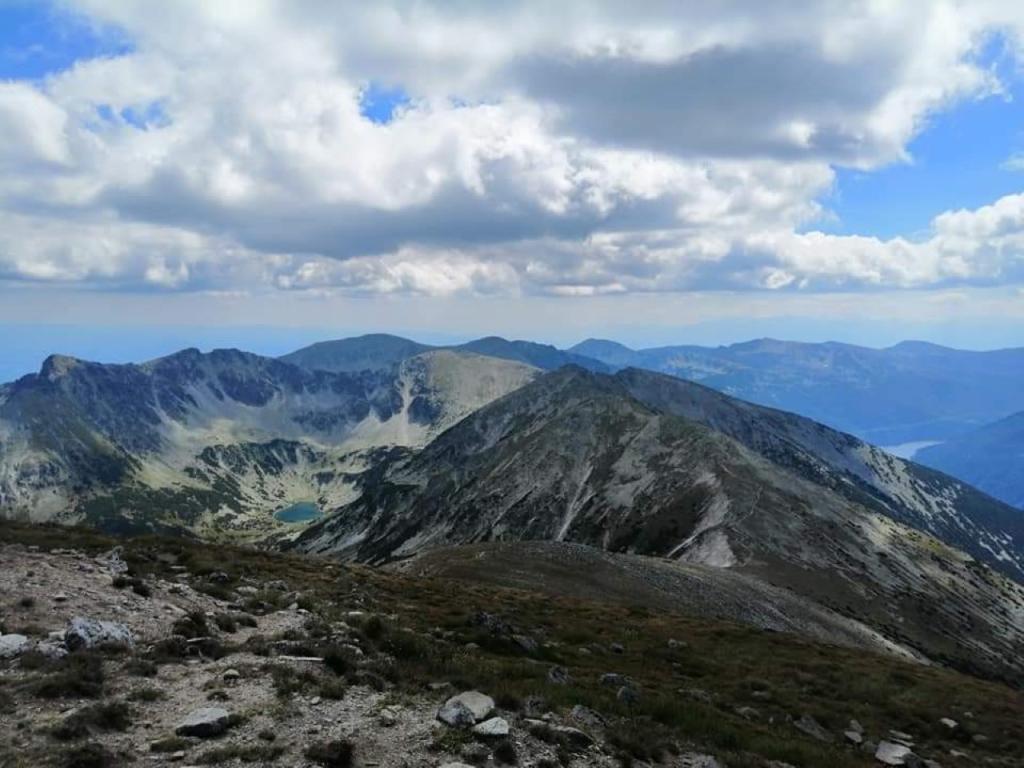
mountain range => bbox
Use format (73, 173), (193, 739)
(2, 333), (1024, 682)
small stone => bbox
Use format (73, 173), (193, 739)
(735, 706), (759, 721)
(875, 741), (913, 766)
(547, 665), (570, 685)
(512, 633), (538, 653)
(939, 717), (957, 730)
(472, 717), (510, 737)
(569, 704), (605, 729)
(379, 705), (402, 727)
(310, 696), (321, 705)
(610, 642), (625, 654)
(170, 751), (186, 761)
(175, 707), (231, 738)
(849, 719), (864, 734)
(676, 755), (723, 768)
(845, 730), (864, 745)
(794, 714), (832, 742)
(667, 638), (685, 649)
(439, 763), (476, 768)
(600, 672), (628, 687)
(222, 669), (240, 681)
(0, 634), (30, 659)
(52, 593), (68, 602)
(890, 730), (914, 744)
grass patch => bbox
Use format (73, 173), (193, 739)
(52, 701), (132, 741)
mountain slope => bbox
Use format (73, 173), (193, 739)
(615, 367), (1024, 581)
(0, 348), (538, 537)
(296, 366), (1024, 681)
(917, 412), (1024, 509)
(282, 334), (608, 374)
(570, 338), (1024, 445)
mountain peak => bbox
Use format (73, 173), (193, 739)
(39, 354), (82, 381)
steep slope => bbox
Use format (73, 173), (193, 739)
(570, 338), (1024, 445)
(283, 334), (608, 374)
(0, 348), (538, 537)
(917, 412), (1024, 509)
(296, 367), (1024, 681)
(615, 367), (1024, 581)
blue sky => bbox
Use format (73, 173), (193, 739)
(1, 1), (1023, 375)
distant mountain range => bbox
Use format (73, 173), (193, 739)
(3, 333), (1024, 680)
(569, 337), (1024, 446)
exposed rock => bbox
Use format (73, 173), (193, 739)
(735, 706), (760, 721)
(667, 638), (686, 649)
(849, 719), (864, 733)
(524, 719), (593, 748)
(175, 707), (232, 738)
(610, 642), (625, 654)
(438, 690), (495, 727)
(64, 617), (135, 651)
(794, 714), (832, 742)
(569, 704), (605, 730)
(547, 665), (570, 685)
(845, 729), (864, 745)
(939, 717), (958, 730)
(0, 634), (30, 659)
(875, 741), (914, 766)
(472, 717), (510, 737)
(222, 669), (240, 681)
(600, 672), (628, 687)
(508, 634), (536, 654)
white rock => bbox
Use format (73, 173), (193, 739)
(472, 717), (510, 737)
(875, 741), (913, 766)
(64, 617), (134, 651)
(844, 730), (864, 745)
(0, 634), (30, 659)
(437, 690), (495, 727)
(939, 717), (958, 730)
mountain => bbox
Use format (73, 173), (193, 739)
(0, 347), (538, 538)
(282, 334), (609, 374)
(295, 365), (1024, 680)
(569, 338), (1024, 445)
(917, 412), (1024, 509)
(279, 333), (432, 373)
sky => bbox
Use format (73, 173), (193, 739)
(3, 0), (1024, 379)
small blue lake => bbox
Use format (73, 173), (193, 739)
(274, 501), (322, 523)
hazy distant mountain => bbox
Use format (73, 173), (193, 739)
(297, 365), (1024, 680)
(280, 333), (432, 373)
(917, 412), (1024, 509)
(0, 348), (538, 537)
(282, 334), (609, 374)
(569, 338), (1024, 445)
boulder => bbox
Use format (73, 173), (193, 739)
(616, 686), (640, 705)
(175, 707), (232, 738)
(0, 634), (30, 659)
(472, 717), (510, 737)
(875, 741), (913, 766)
(65, 617), (134, 651)
(569, 704), (605, 730)
(437, 691), (494, 727)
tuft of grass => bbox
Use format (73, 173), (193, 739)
(127, 686), (165, 702)
(61, 741), (113, 768)
(197, 744), (286, 764)
(52, 701), (132, 741)
(304, 739), (354, 768)
(31, 652), (105, 699)
(150, 736), (191, 753)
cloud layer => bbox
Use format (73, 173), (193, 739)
(1, 0), (1024, 297)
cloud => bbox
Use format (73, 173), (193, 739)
(0, 0), (1023, 298)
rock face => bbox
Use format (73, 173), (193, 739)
(64, 617), (134, 651)
(175, 707), (231, 738)
(0, 634), (29, 659)
(437, 691), (495, 727)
